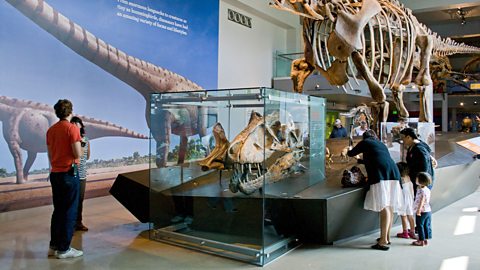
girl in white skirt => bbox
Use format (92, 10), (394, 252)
(348, 130), (403, 251)
(395, 162), (416, 239)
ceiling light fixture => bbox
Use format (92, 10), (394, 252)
(460, 102), (464, 106)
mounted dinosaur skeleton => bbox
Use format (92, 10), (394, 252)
(199, 111), (305, 195)
(5, 0), (210, 168)
(340, 104), (373, 128)
(271, 0), (480, 129)
(0, 96), (148, 184)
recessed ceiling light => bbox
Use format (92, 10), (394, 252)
(460, 102), (464, 106)
(474, 101), (478, 105)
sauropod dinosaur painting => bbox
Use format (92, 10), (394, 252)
(0, 0), (219, 179)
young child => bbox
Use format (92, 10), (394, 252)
(412, 172), (432, 246)
(70, 116), (90, 231)
(396, 162), (416, 239)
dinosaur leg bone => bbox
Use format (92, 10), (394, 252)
(391, 84), (409, 121)
(290, 17), (317, 93)
(351, 51), (386, 104)
(291, 58), (315, 93)
(415, 35), (434, 87)
(418, 85), (433, 122)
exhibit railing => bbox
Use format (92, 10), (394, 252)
(148, 87), (326, 265)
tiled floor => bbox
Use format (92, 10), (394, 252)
(0, 190), (479, 270)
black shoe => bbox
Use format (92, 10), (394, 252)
(371, 243), (390, 251)
(376, 238), (391, 245)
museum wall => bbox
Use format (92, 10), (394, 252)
(218, 0), (300, 89)
(217, 0), (301, 137)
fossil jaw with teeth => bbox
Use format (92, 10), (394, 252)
(198, 110), (305, 195)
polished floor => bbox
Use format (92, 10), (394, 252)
(1, 189), (479, 270)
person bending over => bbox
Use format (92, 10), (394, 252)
(347, 130), (403, 251)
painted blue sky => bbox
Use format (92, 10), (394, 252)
(0, 0), (219, 171)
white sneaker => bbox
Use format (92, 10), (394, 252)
(48, 248), (57, 257)
(56, 247), (83, 259)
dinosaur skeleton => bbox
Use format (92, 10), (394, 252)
(199, 111), (305, 195)
(271, 0), (480, 128)
(0, 96), (148, 184)
(5, 0), (209, 167)
(340, 104), (373, 128)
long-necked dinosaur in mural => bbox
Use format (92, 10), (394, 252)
(271, 0), (480, 129)
(4, 0), (209, 168)
(0, 96), (148, 184)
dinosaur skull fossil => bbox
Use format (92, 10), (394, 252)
(198, 110), (305, 195)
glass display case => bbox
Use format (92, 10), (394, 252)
(148, 88), (326, 265)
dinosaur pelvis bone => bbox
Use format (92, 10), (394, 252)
(198, 110), (305, 195)
(333, 0), (381, 51)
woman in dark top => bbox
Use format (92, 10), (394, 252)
(400, 127), (435, 191)
(347, 130), (403, 251)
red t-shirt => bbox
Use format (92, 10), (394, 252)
(46, 120), (82, 172)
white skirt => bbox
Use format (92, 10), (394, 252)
(397, 181), (415, 216)
(364, 180), (404, 213)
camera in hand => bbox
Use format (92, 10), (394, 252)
(81, 141), (86, 147)
(67, 164), (76, 176)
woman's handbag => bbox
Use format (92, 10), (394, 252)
(341, 165), (367, 188)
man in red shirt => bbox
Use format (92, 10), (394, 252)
(46, 99), (83, 259)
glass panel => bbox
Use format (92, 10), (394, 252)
(149, 88), (326, 265)
(274, 51), (303, 77)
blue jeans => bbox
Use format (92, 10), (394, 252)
(49, 172), (79, 252)
(416, 212), (432, 241)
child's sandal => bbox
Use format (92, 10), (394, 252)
(411, 240), (425, 246)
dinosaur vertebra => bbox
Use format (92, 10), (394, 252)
(0, 96), (148, 184)
(271, 0), (480, 128)
(5, 0), (209, 167)
(199, 110), (305, 195)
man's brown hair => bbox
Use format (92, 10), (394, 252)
(53, 99), (73, 119)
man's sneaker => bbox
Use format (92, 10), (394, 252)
(48, 248), (57, 257)
(56, 247), (83, 259)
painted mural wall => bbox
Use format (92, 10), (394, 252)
(0, 0), (218, 209)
